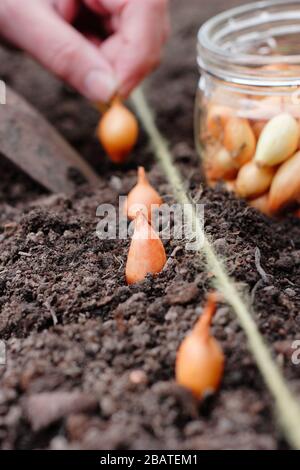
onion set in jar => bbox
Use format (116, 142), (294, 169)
(196, 2), (300, 219)
(269, 151), (300, 212)
(254, 113), (299, 167)
(200, 103), (300, 216)
(235, 161), (275, 199)
(223, 117), (256, 167)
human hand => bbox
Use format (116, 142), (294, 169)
(0, 0), (169, 102)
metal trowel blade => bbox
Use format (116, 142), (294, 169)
(0, 86), (100, 194)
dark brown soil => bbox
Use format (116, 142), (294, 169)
(0, 0), (300, 450)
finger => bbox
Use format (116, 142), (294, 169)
(83, 33), (102, 47)
(83, 0), (107, 15)
(52, 0), (79, 23)
(101, 0), (170, 96)
(0, 0), (118, 102)
(84, 0), (127, 15)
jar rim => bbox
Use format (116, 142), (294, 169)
(198, 0), (300, 87)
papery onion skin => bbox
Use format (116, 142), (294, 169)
(249, 194), (273, 217)
(176, 294), (224, 400)
(236, 161), (275, 199)
(269, 150), (300, 212)
(255, 113), (299, 167)
(125, 211), (167, 285)
(223, 117), (256, 166)
(205, 147), (239, 182)
(124, 167), (163, 222)
(98, 98), (139, 164)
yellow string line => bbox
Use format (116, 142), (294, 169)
(131, 87), (300, 449)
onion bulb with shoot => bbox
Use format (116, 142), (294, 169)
(176, 293), (224, 400)
(97, 98), (139, 164)
(124, 167), (163, 222)
(125, 211), (167, 285)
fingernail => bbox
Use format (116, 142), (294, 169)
(84, 70), (118, 102)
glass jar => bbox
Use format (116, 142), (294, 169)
(195, 0), (300, 217)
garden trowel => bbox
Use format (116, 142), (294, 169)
(0, 86), (100, 193)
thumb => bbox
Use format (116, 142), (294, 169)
(0, 0), (118, 102)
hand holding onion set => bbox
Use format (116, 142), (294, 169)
(97, 100), (224, 400)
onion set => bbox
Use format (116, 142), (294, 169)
(124, 167), (163, 221)
(206, 146), (239, 181)
(236, 161), (275, 199)
(125, 211), (167, 285)
(269, 151), (300, 212)
(223, 117), (256, 166)
(98, 98), (139, 164)
(176, 293), (224, 400)
(254, 113), (299, 167)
